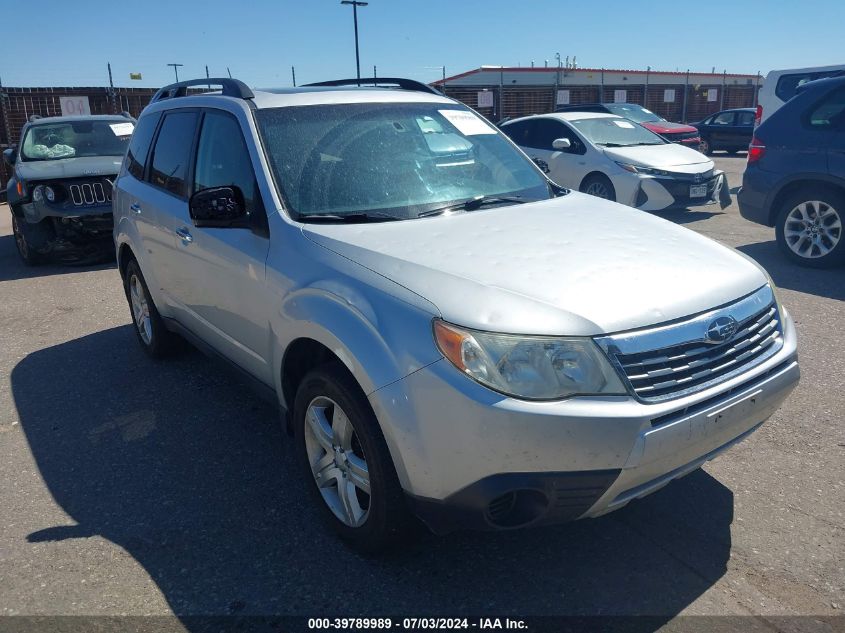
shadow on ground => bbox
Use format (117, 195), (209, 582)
(738, 241), (845, 302)
(0, 234), (115, 282)
(648, 207), (724, 225)
(12, 326), (734, 626)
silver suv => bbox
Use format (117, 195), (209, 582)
(113, 77), (800, 551)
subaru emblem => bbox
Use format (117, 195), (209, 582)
(706, 316), (738, 343)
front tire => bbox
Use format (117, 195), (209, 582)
(294, 362), (413, 552)
(11, 213), (45, 266)
(775, 188), (845, 268)
(580, 174), (616, 202)
(123, 259), (183, 357)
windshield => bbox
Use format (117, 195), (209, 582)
(569, 117), (666, 147)
(20, 119), (134, 161)
(605, 104), (663, 123)
(255, 103), (551, 220)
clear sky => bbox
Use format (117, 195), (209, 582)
(2, 0), (842, 88)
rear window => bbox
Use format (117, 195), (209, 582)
(776, 71), (845, 102)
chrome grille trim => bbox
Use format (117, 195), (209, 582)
(595, 285), (784, 402)
(68, 181), (112, 207)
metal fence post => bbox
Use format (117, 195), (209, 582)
(682, 69), (689, 123)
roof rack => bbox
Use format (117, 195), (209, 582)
(303, 77), (442, 96)
(151, 78), (255, 103)
(29, 114), (42, 122)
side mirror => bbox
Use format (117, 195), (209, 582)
(189, 186), (248, 228)
(552, 138), (572, 151)
(2, 147), (16, 166)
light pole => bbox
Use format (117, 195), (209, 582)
(340, 0), (368, 84)
(167, 63), (184, 83)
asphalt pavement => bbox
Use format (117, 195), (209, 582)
(0, 155), (842, 631)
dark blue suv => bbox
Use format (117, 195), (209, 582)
(738, 76), (845, 268)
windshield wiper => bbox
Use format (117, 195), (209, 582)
(596, 142), (627, 147)
(417, 195), (529, 218)
(298, 211), (402, 223)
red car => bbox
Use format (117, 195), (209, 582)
(555, 103), (701, 148)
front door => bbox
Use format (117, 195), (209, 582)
(162, 108), (273, 384)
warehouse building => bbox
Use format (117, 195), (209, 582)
(432, 66), (761, 123)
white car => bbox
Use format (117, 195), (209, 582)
(500, 112), (730, 212)
(756, 64), (845, 125)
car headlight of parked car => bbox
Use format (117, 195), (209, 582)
(615, 162), (671, 177)
(44, 185), (58, 202)
(433, 320), (627, 400)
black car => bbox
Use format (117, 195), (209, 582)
(738, 76), (845, 268)
(691, 108), (755, 155)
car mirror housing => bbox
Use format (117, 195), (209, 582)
(2, 147), (16, 166)
(552, 138), (572, 151)
(189, 186), (249, 228)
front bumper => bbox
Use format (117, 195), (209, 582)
(370, 311), (798, 533)
(633, 171), (731, 211)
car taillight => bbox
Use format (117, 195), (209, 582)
(754, 105), (762, 127)
(748, 136), (766, 164)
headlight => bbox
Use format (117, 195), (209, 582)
(44, 186), (57, 202)
(32, 185), (44, 202)
(433, 320), (626, 400)
(615, 162), (668, 177)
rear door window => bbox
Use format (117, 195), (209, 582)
(736, 111), (755, 126)
(125, 112), (160, 180)
(500, 120), (532, 146)
(524, 119), (567, 150)
(776, 71), (845, 102)
(149, 111), (199, 197)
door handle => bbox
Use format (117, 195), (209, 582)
(130, 203), (142, 214)
(175, 227), (193, 244)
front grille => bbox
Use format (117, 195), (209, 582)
(596, 287), (784, 402)
(662, 130), (700, 142)
(68, 181), (111, 207)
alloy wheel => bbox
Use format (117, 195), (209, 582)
(585, 181), (611, 199)
(129, 274), (153, 345)
(783, 200), (842, 259)
(304, 396), (371, 527)
(12, 216), (29, 259)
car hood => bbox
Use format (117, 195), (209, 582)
(15, 155), (123, 181)
(603, 143), (713, 171)
(641, 121), (699, 134)
(301, 194), (766, 336)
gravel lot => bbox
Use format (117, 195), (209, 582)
(0, 156), (842, 629)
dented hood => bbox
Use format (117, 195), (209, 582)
(302, 193), (767, 336)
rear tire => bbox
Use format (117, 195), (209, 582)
(580, 174), (616, 202)
(294, 362), (414, 553)
(775, 187), (845, 268)
(699, 138), (713, 155)
(123, 258), (183, 357)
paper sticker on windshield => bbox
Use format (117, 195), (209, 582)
(613, 120), (635, 128)
(438, 110), (496, 135)
(109, 122), (135, 137)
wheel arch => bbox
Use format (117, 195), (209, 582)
(768, 177), (845, 225)
(579, 171), (612, 192)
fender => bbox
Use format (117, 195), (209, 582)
(764, 171), (845, 224)
(114, 214), (168, 313)
(275, 282), (442, 408)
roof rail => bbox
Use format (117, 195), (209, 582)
(303, 77), (442, 96)
(151, 78), (255, 103)
(29, 114), (42, 122)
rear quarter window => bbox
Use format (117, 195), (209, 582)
(807, 86), (845, 128)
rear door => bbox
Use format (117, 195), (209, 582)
(807, 85), (845, 178)
(140, 109), (201, 318)
(734, 110), (756, 149)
